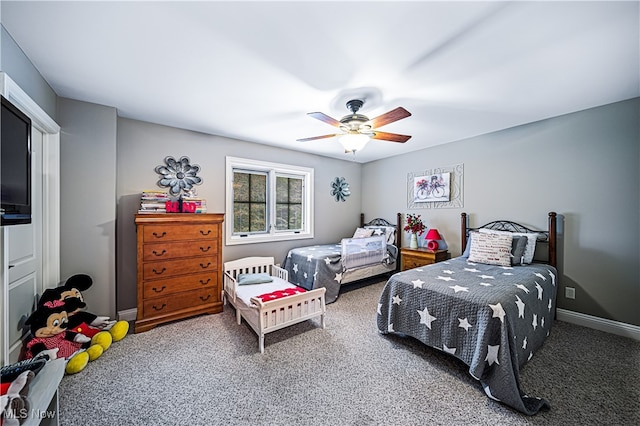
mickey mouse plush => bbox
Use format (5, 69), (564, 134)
(38, 274), (129, 344)
(23, 298), (100, 374)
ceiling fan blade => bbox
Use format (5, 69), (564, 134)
(369, 107), (412, 128)
(372, 131), (412, 143)
(307, 112), (341, 127)
(297, 134), (339, 142)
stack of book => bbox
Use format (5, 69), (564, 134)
(181, 195), (207, 213)
(138, 190), (169, 214)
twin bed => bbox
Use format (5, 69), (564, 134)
(282, 213), (402, 303)
(377, 212), (558, 415)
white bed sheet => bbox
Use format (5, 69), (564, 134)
(235, 277), (298, 305)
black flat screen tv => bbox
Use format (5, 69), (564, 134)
(1, 95), (32, 226)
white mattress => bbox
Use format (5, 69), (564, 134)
(235, 276), (297, 305)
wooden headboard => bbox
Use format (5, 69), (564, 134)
(460, 212), (557, 268)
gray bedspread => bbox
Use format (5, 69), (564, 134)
(282, 241), (397, 304)
(377, 257), (557, 415)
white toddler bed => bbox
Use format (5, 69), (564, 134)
(223, 256), (326, 353)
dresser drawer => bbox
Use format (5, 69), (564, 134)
(143, 288), (219, 317)
(143, 257), (217, 280)
(143, 272), (218, 299)
(143, 224), (218, 242)
(402, 255), (435, 270)
(143, 241), (217, 261)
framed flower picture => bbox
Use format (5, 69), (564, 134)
(413, 172), (450, 203)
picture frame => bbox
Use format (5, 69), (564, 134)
(413, 172), (450, 202)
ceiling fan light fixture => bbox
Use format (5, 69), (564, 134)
(338, 132), (370, 153)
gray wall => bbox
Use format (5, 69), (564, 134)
(115, 118), (363, 311)
(363, 98), (640, 326)
(57, 98), (117, 317)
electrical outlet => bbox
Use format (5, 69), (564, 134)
(565, 287), (576, 300)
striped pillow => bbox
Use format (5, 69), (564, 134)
(468, 232), (512, 266)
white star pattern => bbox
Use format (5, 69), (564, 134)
(503, 272), (513, 276)
(412, 279), (425, 289)
(392, 295), (402, 305)
(532, 314), (538, 330)
(324, 257), (331, 265)
(303, 272), (308, 279)
(417, 306), (437, 329)
(307, 254), (313, 262)
(388, 323), (394, 333)
(548, 298), (553, 312)
(464, 268), (480, 272)
(515, 295), (525, 318)
(442, 270), (454, 274)
(522, 336), (528, 350)
(486, 345), (500, 365)
(541, 317), (545, 328)
(483, 385), (501, 401)
(535, 282), (543, 300)
(458, 318), (472, 331)
(437, 276), (455, 282)
(443, 344), (456, 355)
(293, 264), (299, 273)
(480, 282), (493, 287)
(489, 303), (506, 323)
(528, 352), (534, 361)
(534, 272), (546, 281)
(334, 272), (342, 282)
(377, 303), (382, 315)
(500, 266), (513, 270)
(479, 275), (494, 279)
(548, 269), (556, 285)
(515, 284), (530, 293)
(449, 285), (469, 293)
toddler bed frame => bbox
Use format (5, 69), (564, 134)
(223, 256), (326, 353)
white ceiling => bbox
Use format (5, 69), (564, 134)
(2, 1), (638, 163)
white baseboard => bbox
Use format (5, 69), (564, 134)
(556, 308), (640, 341)
(117, 308), (137, 322)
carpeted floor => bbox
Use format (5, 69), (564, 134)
(58, 279), (640, 425)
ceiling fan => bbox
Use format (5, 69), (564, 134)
(297, 99), (412, 153)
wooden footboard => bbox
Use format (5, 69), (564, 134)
(251, 288), (326, 353)
(223, 256), (326, 353)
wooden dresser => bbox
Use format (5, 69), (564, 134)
(400, 247), (449, 271)
(134, 213), (224, 333)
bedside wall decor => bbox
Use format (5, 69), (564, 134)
(407, 163), (463, 209)
(330, 177), (350, 202)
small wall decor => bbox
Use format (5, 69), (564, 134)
(330, 177), (350, 202)
(155, 156), (202, 196)
(407, 163), (464, 209)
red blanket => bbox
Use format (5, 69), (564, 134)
(254, 286), (306, 302)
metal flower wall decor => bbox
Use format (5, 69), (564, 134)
(154, 156), (202, 196)
(330, 177), (350, 202)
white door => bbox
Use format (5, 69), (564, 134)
(6, 126), (43, 362)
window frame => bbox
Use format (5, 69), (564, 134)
(225, 156), (314, 245)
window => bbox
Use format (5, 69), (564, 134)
(226, 157), (313, 245)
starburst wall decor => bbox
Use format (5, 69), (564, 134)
(330, 177), (350, 202)
(154, 156), (202, 196)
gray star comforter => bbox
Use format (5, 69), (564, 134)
(282, 236), (397, 303)
(377, 257), (557, 415)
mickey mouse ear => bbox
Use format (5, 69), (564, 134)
(64, 274), (93, 291)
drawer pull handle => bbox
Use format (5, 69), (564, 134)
(152, 286), (166, 293)
(199, 246), (211, 253)
(199, 278), (211, 285)
(200, 294), (211, 301)
(152, 303), (166, 311)
(152, 267), (167, 275)
(152, 249), (167, 256)
(152, 231), (167, 238)
(200, 262), (211, 269)
(200, 229), (212, 236)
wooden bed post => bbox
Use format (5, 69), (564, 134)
(460, 212), (468, 253)
(548, 212), (557, 268)
(396, 212), (402, 247)
(360, 213), (365, 227)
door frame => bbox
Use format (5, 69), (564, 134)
(0, 72), (60, 365)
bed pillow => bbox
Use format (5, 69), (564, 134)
(479, 229), (538, 264)
(510, 235), (528, 266)
(353, 227), (374, 238)
(468, 232), (512, 267)
(364, 225), (397, 245)
(237, 273), (273, 285)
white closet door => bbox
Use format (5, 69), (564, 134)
(7, 126), (43, 362)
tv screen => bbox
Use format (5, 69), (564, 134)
(1, 95), (32, 226)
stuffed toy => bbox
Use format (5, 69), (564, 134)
(38, 274), (129, 343)
(23, 298), (101, 375)
(0, 370), (33, 426)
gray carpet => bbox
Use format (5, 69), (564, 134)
(58, 279), (640, 425)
